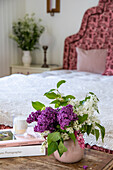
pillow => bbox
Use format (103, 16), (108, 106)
(103, 49), (113, 76)
(76, 48), (107, 74)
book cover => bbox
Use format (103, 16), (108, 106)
(0, 130), (14, 141)
(0, 127), (44, 148)
(0, 127), (45, 158)
(0, 145), (45, 158)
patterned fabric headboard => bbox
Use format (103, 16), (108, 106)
(63, 0), (113, 75)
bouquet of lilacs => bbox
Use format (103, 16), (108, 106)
(26, 80), (105, 157)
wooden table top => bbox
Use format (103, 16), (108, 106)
(0, 149), (113, 170)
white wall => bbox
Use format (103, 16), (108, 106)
(25, 0), (99, 66)
(0, 0), (25, 77)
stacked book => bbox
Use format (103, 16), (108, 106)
(0, 127), (45, 158)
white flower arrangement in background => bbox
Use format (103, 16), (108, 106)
(9, 13), (44, 51)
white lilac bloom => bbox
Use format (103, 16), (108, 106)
(87, 95), (98, 109)
(68, 100), (76, 106)
(76, 106), (87, 116)
(41, 140), (48, 153)
(73, 120), (82, 131)
(89, 115), (100, 128)
(66, 127), (74, 133)
(41, 131), (50, 138)
(61, 133), (70, 140)
(83, 114), (100, 128)
(85, 119), (92, 125)
(74, 100), (80, 106)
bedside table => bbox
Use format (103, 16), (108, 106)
(10, 64), (62, 75)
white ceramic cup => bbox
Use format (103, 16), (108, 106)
(13, 116), (28, 135)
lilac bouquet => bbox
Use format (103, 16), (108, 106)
(27, 80), (105, 157)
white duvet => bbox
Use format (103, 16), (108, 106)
(0, 70), (113, 150)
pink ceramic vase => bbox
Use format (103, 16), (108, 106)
(54, 139), (84, 163)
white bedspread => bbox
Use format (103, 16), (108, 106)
(0, 70), (113, 150)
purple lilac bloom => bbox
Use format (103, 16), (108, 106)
(57, 104), (78, 129)
(26, 110), (41, 123)
(34, 107), (58, 133)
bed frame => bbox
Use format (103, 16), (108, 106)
(63, 0), (113, 75)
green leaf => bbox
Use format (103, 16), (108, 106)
(87, 125), (92, 135)
(58, 141), (67, 157)
(62, 97), (69, 102)
(89, 92), (95, 95)
(78, 114), (88, 124)
(47, 132), (61, 144)
(32, 101), (45, 111)
(91, 129), (95, 135)
(55, 103), (60, 108)
(51, 100), (68, 108)
(57, 80), (66, 89)
(56, 125), (60, 129)
(79, 100), (85, 105)
(96, 109), (99, 114)
(94, 129), (100, 141)
(68, 133), (76, 143)
(45, 89), (56, 94)
(50, 100), (60, 105)
(47, 141), (58, 156)
(89, 92), (99, 101)
(85, 96), (91, 101)
(95, 123), (105, 142)
(65, 95), (75, 100)
(50, 100), (61, 108)
(44, 92), (58, 99)
(56, 125), (66, 133)
(60, 101), (68, 106)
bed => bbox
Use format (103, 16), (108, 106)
(0, 70), (113, 150)
(0, 0), (113, 151)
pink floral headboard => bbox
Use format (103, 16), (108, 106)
(63, 0), (113, 75)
